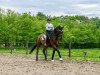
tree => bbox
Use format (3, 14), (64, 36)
(36, 12), (46, 20)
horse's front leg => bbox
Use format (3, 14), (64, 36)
(51, 49), (56, 61)
(52, 46), (63, 61)
(56, 48), (63, 61)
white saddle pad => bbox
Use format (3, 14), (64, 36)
(41, 34), (47, 40)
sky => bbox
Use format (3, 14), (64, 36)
(0, 0), (100, 18)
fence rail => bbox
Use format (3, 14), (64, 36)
(0, 42), (100, 59)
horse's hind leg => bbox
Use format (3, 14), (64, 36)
(36, 43), (41, 61)
(43, 46), (48, 61)
(43, 49), (47, 61)
(36, 48), (39, 61)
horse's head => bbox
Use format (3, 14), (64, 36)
(54, 25), (64, 37)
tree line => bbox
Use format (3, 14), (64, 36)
(0, 8), (100, 48)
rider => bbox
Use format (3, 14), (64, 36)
(46, 18), (54, 40)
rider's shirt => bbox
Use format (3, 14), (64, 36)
(46, 23), (54, 31)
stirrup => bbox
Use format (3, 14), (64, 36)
(48, 37), (50, 39)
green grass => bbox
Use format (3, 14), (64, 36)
(0, 48), (100, 61)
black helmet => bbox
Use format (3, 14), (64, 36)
(47, 18), (51, 21)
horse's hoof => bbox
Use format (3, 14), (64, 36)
(59, 58), (63, 61)
(45, 59), (47, 61)
(51, 60), (54, 62)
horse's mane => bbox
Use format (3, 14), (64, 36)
(51, 25), (63, 39)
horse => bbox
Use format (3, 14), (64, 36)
(29, 25), (64, 61)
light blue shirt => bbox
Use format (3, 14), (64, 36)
(46, 23), (54, 30)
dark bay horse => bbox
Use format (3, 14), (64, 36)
(29, 26), (63, 61)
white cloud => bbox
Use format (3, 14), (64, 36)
(76, 4), (98, 9)
(0, 0), (100, 18)
(0, 5), (19, 12)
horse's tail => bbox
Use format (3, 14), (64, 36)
(29, 42), (37, 54)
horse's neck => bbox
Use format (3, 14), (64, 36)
(50, 30), (59, 41)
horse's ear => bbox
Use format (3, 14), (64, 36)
(56, 25), (60, 29)
(62, 26), (64, 29)
(57, 25), (60, 28)
(61, 26), (64, 30)
(59, 25), (61, 28)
